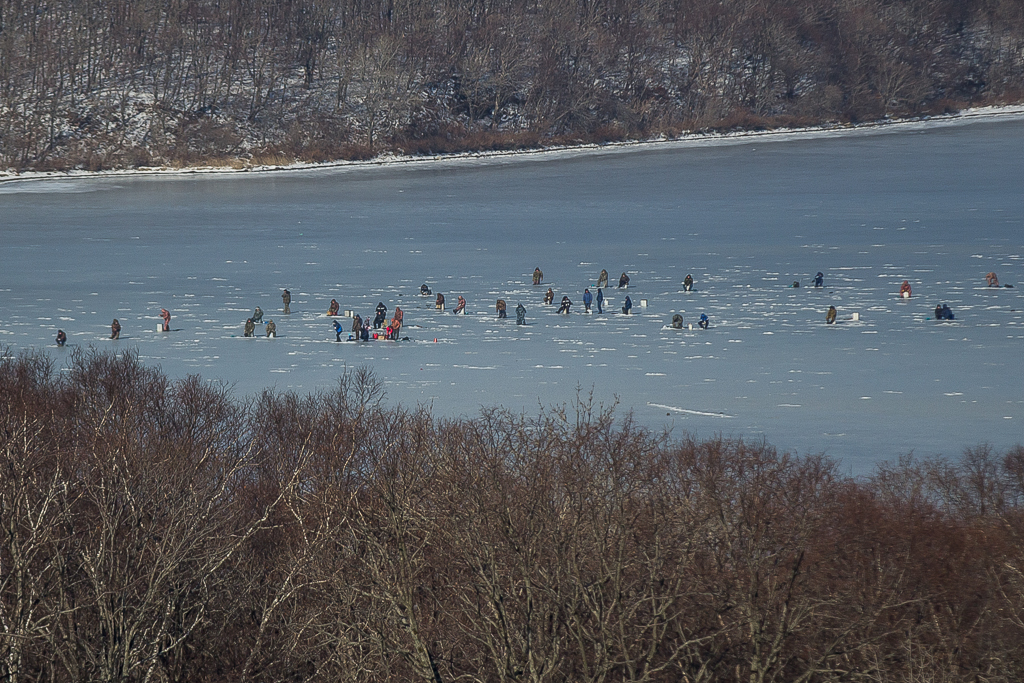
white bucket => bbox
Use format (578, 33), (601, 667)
(688, 323), (693, 330)
(901, 291), (909, 299)
(640, 299), (648, 307)
(344, 310), (353, 317)
(157, 323), (162, 332)
(852, 312), (860, 321)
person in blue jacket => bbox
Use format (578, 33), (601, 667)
(333, 319), (344, 342)
(622, 296), (632, 314)
(596, 288), (604, 314)
(814, 272), (824, 287)
(698, 313), (709, 329)
(582, 288), (593, 312)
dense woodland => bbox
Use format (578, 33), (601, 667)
(0, 0), (1023, 170)
(2, 348), (1024, 682)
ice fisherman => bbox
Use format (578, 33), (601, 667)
(582, 288), (593, 312)
(683, 274), (694, 291)
(281, 289), (291, 313)
(791, 281), (800, 288)
(452, 295), (466, 315)
(160, 308), (171, 332)
(557, 296), (572, 314)
(596, 288), (604, 314)
(351, 314), (363, 333)
(814, 272), (824, 288)
(435, 293), (445, 310)
(374, 302), (388, 329)
(826, 305), (837, 324)
(597, 269), (609, 288)
(698, 313), (709, 330)
(936, 304), (954, 320)
(496, 299), (507, 318)
(671, 314), (684, 329)
(265, 320), (276, 337)
(622, 296), (632, 314)
(986, 272), (1000, 287)
(252, 306), (264, 324)
(244, 318), (256, 337)
(56, 330), (67, 347)
(900, 280), (912, 298)
(327, 299), (340, 316)
(618, 272), (630, 288)
(110, 319), (121, 339)
(544, 288), (554, 305)
(361, 318), (371, 341)
(516, 303), (526, 325)
(533, 267), (544, 285)
(420, 283), (432, 296)
(333, 319), (344, 341)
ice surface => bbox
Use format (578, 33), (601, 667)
(2, 116), (1023, 473)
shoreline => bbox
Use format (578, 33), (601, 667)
(2, 104), (1024, 185)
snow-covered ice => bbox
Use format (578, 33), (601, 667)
(2, 114), (1022, 472)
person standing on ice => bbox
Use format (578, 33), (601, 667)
(596, 288), (604, 314)
(351, 313), (362, 333)
(56, 330), (67, 347)
(265, 320), (276, 337)
(544, 288), (554, 305)
(373, 302), (388, 329)
(899, 281), (912, 298)
(814, 272), (824, 287)
(826, 306), (837, 324)
(683, 274), (694, 291)
(361, 318), (371, 341)
(452, 296), (466, 315)
(533, 267), (544, 285)
(557, 296), (572, 314)
(333, 319), (344, 341)
(160, 308), (171, 332)
(597, 269), (609, 288)
(110, 319), (121, 339)
(986, 272), (1000, 287)
(281, 289), (291, 313)
(622, 296), (632, 314)
(496, 299), (507, 318)
(435, 293), (445, 310)
(582, 288), (593, 312)
(244, 318), (256, 337)
(698, 313), (709, 329)
(516, 303), (527, 324)
(618, 272), (630, 288)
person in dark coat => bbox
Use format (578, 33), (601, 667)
(533, 267), (544, 285)
(934, 304), (943, 320)
(698, 313), (709, 329)
(618, 272), (630, 288)
(373, 302), (388, 329)
(683, 274), (694, 291)
(56, 330), (67, 347)
(420, 284), (432, 295)
(597, 269), (609, 288)
(792, 281), (800, 288)
(352, 314), (363, 333)
(435, 293), (445, 310)
(497, 299), (507, 318)
(557, 296), (572, 314)
(244, 318), (256, 337)
(582, 288), (593, 312)
(596, 288), (604, 314)
(516, 303), (526, 325)
(110, 319), (121, 339)
(941, 304), (954, 320)
(671, 314), (684, 329)
(826, 305), (837, 324)
(361, 318), (371, 341)
(544, 288), (554, 305)
(252, 306), (264, 324)
(265, 320), (277, 337)
(282, 289), (291, 313)
(622, 296), (632, 314)
(814, 272), (824, 287)
(327, 299), (340, 316)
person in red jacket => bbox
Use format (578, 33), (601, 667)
(159, 308), (171, 332)
(899, 280), (912, 298)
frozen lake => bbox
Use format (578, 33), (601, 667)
(2, 116), (1023, 472)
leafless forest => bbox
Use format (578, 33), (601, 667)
(0, 0), (1023, 170)
(2, 347), (1024, 682)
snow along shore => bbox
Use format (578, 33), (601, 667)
(3, 104), (1024, 185)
